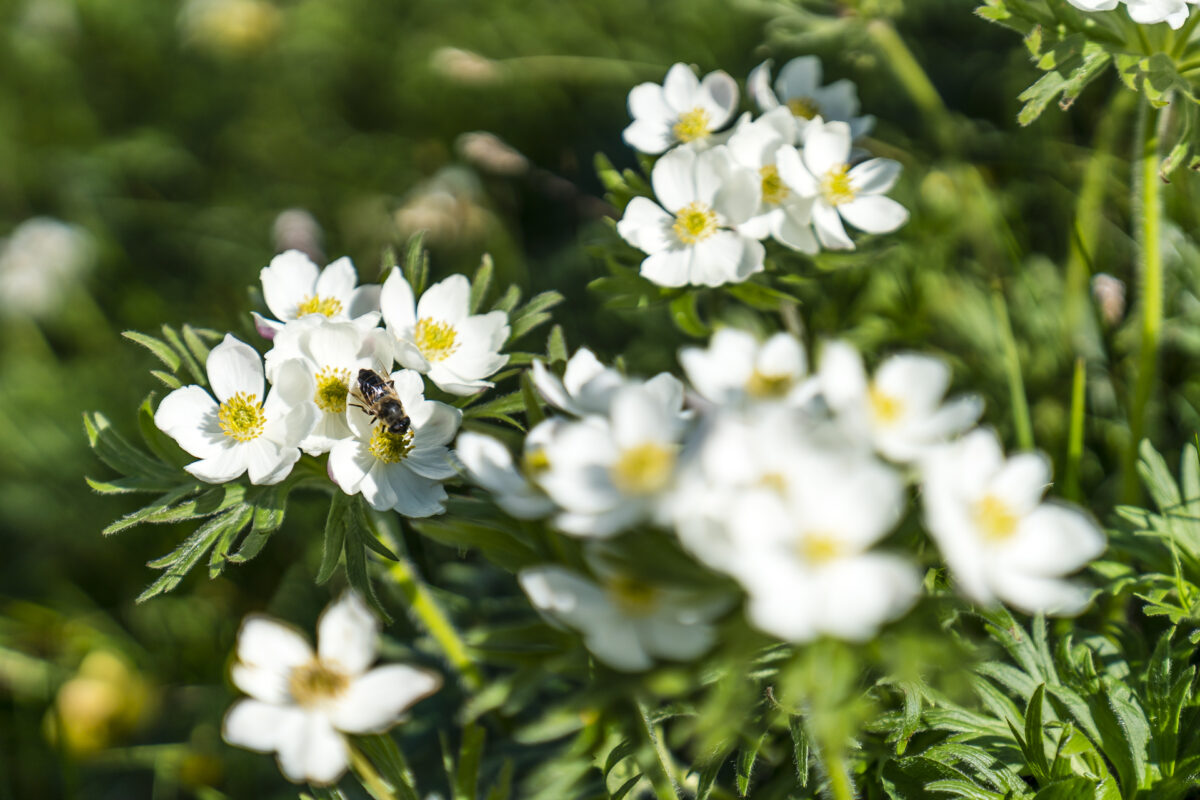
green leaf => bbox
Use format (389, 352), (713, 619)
(84, 411), (179, 482)
(788, 716), (809, 787)
(139, 504), (252, 602)
(668, 292), (709, 338)
(137, 395), (184, 467)
(923, 779), (1005, 800)
(453, 723), (486, 800)
(317, 492), (351, 585)
(161, 325), (206, 385)
(510, 291), (564, 341)
(484, 759), (514, 800)
(721, 280), (799, 312)
(343, 511), (391, 621)
(103, 484), (245, 536)
(492, 284), (522, 314)
(546, 325), (568, 365)
(181, 324), (212, 366)
(1024, 684), (1050, 783)
(735, 731), (765, 796)
(1032, 777), (1098, 799)
(520, 371), (546, 427)
(229, 485), (288, 563)
(470, 254), (494, 313)
(464, 391), (526, 422)
(150, 370), (183, 389)
(86, 475), (178, 495)
(354, 735), (420, 800)
(122, 331), (181, 371)
(402, 232), (429, 296)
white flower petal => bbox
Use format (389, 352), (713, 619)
(318, 591), (379, 677)
(812, 202), (855, 250)
(1004, 503), (1105, 576)
(662, 63), (700, 112)
(802, 121), (852, 178)
(223, 699), (299, 753)
(314, 256), (358, 303)
(622, 119), (675, 155)
(848, 158), (902, 195)
(236, 616), (313, 678)
(651, 147), (698, 214)
(617, 197), (675, 254)
(697, 70), (738, 129)
(330, 665), (441, 733)
(775, 55), (821, 100)
(839, 195), (909, 235)
(186, 445), (248, 483)
(154, 385), (224, 459)
(276, 711), (348, 785)
(380, 269), (417, 333)
(775, 145), (819, 198)
(640, 247), (692, 288)
(628, 82), (673, 122)
(244, 439), (298, 486)
(208, 335), (265, 403)
(416, 274), (471, 325)
(381, 464), (448, 517)
(747, 60), (780, 111)
(261, 250), (319, 322)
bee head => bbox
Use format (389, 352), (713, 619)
(387, 418), (411, 435)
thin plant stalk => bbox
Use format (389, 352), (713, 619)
(1064, 357), (1087, 502)
(637, 699), (682, 800)
(349, 744), (401, 800)
(992, 288), (1035, 451)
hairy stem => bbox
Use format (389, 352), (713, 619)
(637, 699), (682, 800)
(349, 743), (399, 800)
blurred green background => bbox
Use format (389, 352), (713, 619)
(2, 0), (1194, 796)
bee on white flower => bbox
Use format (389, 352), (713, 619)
(617, 146), (764, 288)
(264, 317), (392, 456)
(623, 62), (739, 155)
(519, 561), (728, 672)
(726, 108), (818, 254)
(222, 592), (441, 785)
(154, 335), (316, 485)
(530, 348), (626, 417)
(536, 380), (687, 537)
(747, 56), (874, 139)
(380, 271), (509, 396)
(679, 327), (814, 408)
(818, 340), (982, 463)
(776, 118), (908, 251)
(455, 423), (560, 519)
(252, 250), (381, 339)
(328, 370), (461, 517)
(921, 428), (1105, 615)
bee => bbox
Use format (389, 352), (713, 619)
(350, 368), (411, 436)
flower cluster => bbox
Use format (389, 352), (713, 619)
(460, 328), (1105, 670)
(1066, 0), (1197, 27)
(616, 58), (908, 288)
(155, 250), (511, 516)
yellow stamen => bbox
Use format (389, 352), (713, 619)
(760, 472), (788, 494)
(973, 495), (1020, 542)
(798, 533), (843, 564)
(313, 366), (351, 414)
(760, 164), (790, 206)
(868, 385), (903, 426)
(368, 425), (414, 464)
(217, 392), (265, 442)
(746, 369), (792, 399)
(296, 295), (344, 317)
(787, 96), (822, 120)
(821, 164), (856, 207)
(672, 202), (719, 245)
(522, 446), (550, 477)
(287, 660), (350, 708)
(606, 574), (661, 617)
(414, 317), (460, 362)
(611, 443), (676, 494)
(673, 107), (712, 143)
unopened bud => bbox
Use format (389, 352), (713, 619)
(430, 47), (501, 85)
(272, 209), (324, 263)
(1091, 273), (1125, 326)
(456, 132), (529, 177)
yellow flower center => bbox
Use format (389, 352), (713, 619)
(760, 164), (790, 206)
(821, 164), (856, 207)
(760, 472), (789, 494)
(673, 202), (719, 245)
(287, 660), (350, 708)
(414, 317), (460, 362)
(368, 425), (414, 464)
(746, 369), (792, 399)
(973, 495), (1020, 542)
(797, 532), (844, 564)
(787, 96), (822, 120)
(217, 392), (266, 442)
(868, 385), (904, 426)
(296, 294), (344, 318)
(673, 106), (712, 143)
(313, 366), (351, 414)
(606, 574), (661, 617)
(522, 446), (550, 477)
(611, 442), (676, 495)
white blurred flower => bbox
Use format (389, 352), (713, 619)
(272, 209), (323, 265)
(264, 317), (391, 456)
(921, 429), (1105, 615)
(818, 340), (981, 463)
(519, 564), (727, 671)
(680, 327), (814, 407)
(380, 272), (509, 396)
(530, 348), (626, 416)
(617, 146), (764, 287)
(223, 592), (440, 785)
(776, 119), (908, 250)
(154, 335), (316, 485)
(747, 57), (874, 139)
(456, 423), (559, 519)
(328, 370), (461, 516)
(726, 109), (818, 254)
(537, 381), (687, 537)
(0, 217), (93, 318)
(253, 250), (381, 339)
(623, 63), (739, 154)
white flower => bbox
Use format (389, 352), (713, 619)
(617, 146), (764, 287)
(1123, 0), (1193, 27)
(726, 444), (919, 641)
(328, 370), (461, 516)
(456, 423), (558, 519)
(253, 250), (381, 338)
(380, 271), (509, 396)
(818, 340), (981, 463)
(776, 119), (908, 251)
(530, 348), (626, 416)
(222, 592), (440, 785)
(0, 217), (93, 318)
(1065, 0), (1118, 10)
(747, 57), (874, 139)
(537, 381), (686, 537)
(726, 109), (818, 254)
(622, 62), (739, 154)
(680, 327), (814, 407)
(264, 317), (392, 455)
(519, 564), (726, 671)
(154, 335), (316, 485)
(921, 429), (1105, 615)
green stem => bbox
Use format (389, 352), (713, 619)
(1064, 357), (1086, 503)
(636, 700), (681, 800)
(865, 19), (954, 152)
(824, 748), (856, 800)
(1172, 10), (1200, 57)
(992, 288), (1035, 451)
(349, 743), (400, 800)
(1123, 99), (1165, 502)
(385, 555), (485, 692)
